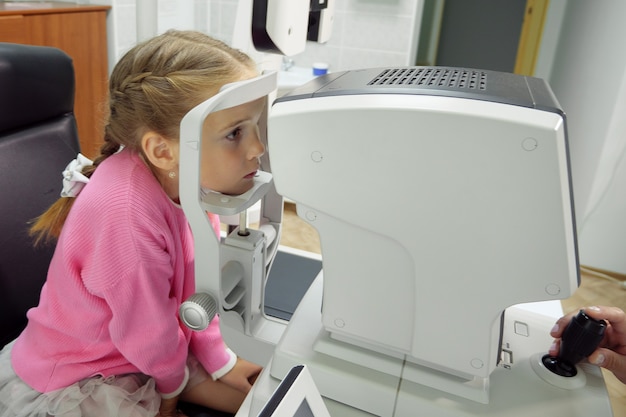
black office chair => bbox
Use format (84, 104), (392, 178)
(0, 42), (80, 348)
(0, 42), (233, 417)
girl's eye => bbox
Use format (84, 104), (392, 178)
(226, 127), (242, 141)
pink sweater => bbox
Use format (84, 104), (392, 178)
(12, 149), (235, 397)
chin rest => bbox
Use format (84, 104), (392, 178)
(0, 43), (80, 348)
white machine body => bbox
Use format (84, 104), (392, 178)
(178, 66), (613, 416)
(243, 67), (611, 416)
(269, 68), (578, 381)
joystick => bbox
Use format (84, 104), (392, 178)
(542, 309), (607, 377)
(531, 309), (606, 389)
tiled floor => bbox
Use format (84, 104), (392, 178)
(279, 202), (321, 254)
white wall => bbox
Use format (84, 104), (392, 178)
(101, 0), (211, 73)
(543, 1), (626, 273)
(206, 0), (423, 72)
(85, 0), (423, 74)
(290, 0), (423, 72)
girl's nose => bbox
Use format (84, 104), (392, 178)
(249, 129), (266, 159)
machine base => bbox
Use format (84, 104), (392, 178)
(239, 274), (613, 417)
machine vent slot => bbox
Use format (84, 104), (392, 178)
(368, 68), (487, 90)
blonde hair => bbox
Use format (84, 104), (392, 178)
(30, 30), (256, 245)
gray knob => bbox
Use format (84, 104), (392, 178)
(179, 293), (218, 331)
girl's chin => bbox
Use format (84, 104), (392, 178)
(206, 180), (254, 197)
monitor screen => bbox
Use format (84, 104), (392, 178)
(257, 365), (330, 417)
(288, 400), (314, 417)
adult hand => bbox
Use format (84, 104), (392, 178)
(219, 357), (263, 393)
(549, 306), (626, 384)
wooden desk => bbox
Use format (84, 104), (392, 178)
(0, 2), (111, 158)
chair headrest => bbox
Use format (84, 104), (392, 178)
(0, 43), (75, 134)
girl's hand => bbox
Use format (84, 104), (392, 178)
(549, 306), (626, 384)
(158, 395), (187, 417)
(219, 357), (263, 393)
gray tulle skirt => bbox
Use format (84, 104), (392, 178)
(0, 341), (208, 417)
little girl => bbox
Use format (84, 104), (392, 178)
(0, 30), (265, 417)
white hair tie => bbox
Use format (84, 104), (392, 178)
(61, 153), (93, 198)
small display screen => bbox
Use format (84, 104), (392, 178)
(294, 400), (314, 417)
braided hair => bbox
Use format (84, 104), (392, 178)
(30, 30), (256, 245)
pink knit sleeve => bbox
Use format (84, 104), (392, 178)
(103, 261), (190, 396)
(189, 315), (237, 379)
(191, 214), (238, 379)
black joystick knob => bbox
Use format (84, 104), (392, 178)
(542, 310), (607, 377)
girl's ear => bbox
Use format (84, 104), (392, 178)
(141, 131), (179, 171)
